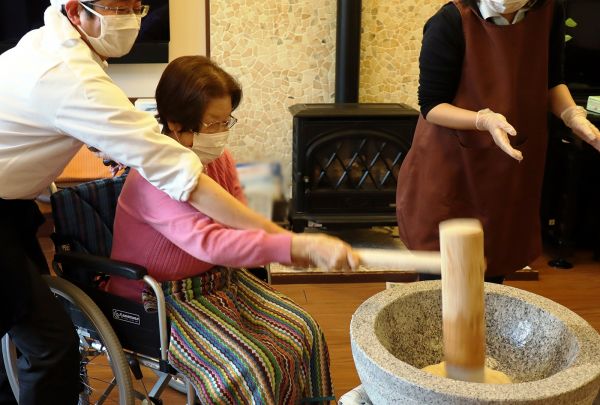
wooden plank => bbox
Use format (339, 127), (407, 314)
(271, 271), (418, 284)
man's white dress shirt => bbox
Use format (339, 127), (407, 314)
(0, 7), (202, 200)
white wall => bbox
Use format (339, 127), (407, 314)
(106, 63), (167, 98)
(107, 0), (207, 98)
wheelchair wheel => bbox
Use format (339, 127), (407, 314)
(1, 335), (19, 399)
(45, 276), (135, 405)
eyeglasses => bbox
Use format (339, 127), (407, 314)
(198, 116), (238, 133)
(83, 1), (150, 17)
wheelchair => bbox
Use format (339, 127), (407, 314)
(2, 173), (199, 404)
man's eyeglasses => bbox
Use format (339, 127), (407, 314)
(198, 116), (238, 133)
(83, 1), (150, 17)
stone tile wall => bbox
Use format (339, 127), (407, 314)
(359, 1), (446, 105)
(210, 0), (446, 194)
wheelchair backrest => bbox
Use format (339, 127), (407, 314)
(50, 173), (128, 257)
(50, 172), (166, 360)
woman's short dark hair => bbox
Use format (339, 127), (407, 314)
(460, 0), (547, 9)
(155, 55), (242, 132)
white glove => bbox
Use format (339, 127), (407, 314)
(338, 385), (372, 405)
(560, 106), (600, 152)
(475, 108), (523, 161)
(290, 233), (359, 271)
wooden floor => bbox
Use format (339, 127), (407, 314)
(147, 250), (599, 404)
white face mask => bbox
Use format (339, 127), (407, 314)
(191, 131), (229, 164)
(79, 2), (141, 58)
(483, 0), (529, 14)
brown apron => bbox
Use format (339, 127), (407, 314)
(396, 0), (555, 277)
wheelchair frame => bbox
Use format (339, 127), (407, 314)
(2, 174), (198, 404)
(2, 268), (197, 405)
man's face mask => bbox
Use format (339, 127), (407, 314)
(483, 0), (529, 14)
(78, 2), (141, 58)
(191, 131), (230, 165)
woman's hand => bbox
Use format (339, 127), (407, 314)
(561, 106), (600, 152)
(290, 233), (359, 271)
(475, 108), (523, 161)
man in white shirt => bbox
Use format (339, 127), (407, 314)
(0, 1), (358, 403)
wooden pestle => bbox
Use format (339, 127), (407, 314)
(356, 248), (441, 274)
(439, 219), (486, 383)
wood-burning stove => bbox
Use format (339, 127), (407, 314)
(287, 0), (419, 232)
(289, 103), (418, 232)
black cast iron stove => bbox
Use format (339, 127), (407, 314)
(289, 103), (417, 232)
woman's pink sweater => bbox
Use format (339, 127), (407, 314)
(105, 150), (292, 302)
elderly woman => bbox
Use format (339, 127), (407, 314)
(105, 55), (351, 404)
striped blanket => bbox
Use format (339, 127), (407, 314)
(163, 267), (334, 404)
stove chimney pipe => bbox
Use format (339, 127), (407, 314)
(335, 0), (362, 103)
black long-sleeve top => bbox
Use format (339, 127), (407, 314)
(418, 1), (566, 118)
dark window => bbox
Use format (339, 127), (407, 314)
(0, 0), (170, 64)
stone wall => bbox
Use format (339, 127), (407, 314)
(359, 1), (446, 105)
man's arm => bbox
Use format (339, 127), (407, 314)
(188, 173), (286, 233)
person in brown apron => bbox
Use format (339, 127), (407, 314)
(396, 0), (600, 282)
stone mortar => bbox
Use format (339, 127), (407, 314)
(351, 281), (600, 404)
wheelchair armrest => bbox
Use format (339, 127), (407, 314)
(247, 266), (270, 283)
(54, 251), (148, 280)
